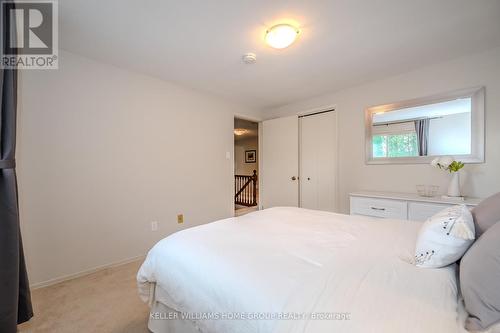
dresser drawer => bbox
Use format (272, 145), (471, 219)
(408, 202), (450, 222)
(350, 196), (407, 219)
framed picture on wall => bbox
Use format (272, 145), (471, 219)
(245, 150), (256, 163)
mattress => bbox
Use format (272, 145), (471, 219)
(138, 207), (467, 333)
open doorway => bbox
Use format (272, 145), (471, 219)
(234, 118), (259, 216)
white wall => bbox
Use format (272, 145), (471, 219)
(17, 50), (258, 286)
(265, 47), (500, 213)
(234, 137), (258, 175)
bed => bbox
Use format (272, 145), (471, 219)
(137, 207), (467, 333)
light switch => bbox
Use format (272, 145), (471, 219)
(151, 221), (158, 231)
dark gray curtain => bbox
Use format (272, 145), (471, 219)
(1, 0), (34, 331)
(414, 118), (430, 156)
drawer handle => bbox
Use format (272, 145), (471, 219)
(370, 206), (386, 211)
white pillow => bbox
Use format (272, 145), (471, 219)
(415, 204), (475, 268)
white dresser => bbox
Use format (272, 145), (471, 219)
(350, 191), (481, 222)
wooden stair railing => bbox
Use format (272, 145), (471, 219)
(235, 170), (257, 206)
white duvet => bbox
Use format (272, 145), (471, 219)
(138, 207), (466, 333)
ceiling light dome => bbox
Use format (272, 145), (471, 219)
(234, 128), (249, 136)
(265, 24), (300, 49)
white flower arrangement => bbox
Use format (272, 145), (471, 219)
(431, 156), (465, 198)
(431, 156), (464, 173)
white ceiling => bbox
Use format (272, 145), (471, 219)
(60, 0), (500, 111)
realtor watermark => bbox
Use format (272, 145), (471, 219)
(1, 0), (58, 69)
(150, 311), (351, 321)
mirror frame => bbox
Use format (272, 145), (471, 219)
(365, 86), (485, 165)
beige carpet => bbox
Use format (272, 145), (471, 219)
(18, 260), (150, 333)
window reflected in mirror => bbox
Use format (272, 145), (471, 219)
(372, 98), (472, 158)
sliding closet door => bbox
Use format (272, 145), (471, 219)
(261, 115), (299, 208)
(300, 111), (337, 212)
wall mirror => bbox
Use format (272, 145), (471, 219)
(365, 87), (485, 164)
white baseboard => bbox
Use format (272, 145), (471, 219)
(30, 255), (146, 290)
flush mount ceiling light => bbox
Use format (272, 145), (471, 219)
(265, 24), (300, 49)
(234, 128), (249, 136)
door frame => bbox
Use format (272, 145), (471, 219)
(297, 104), (339, 212)
(232, 113), (262, 216)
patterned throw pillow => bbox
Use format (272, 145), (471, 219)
(415, 205), (475, 268)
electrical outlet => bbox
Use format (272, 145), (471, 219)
(151, 221), (158, 231)
(177, 214), (184, 224)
